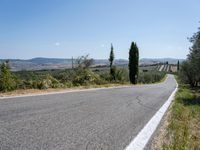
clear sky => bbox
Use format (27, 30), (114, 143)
(0, 0), (199, 59)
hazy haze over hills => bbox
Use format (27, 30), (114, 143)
(0, 57), (184, 71)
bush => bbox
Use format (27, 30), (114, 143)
(138, 71), (166, 84)
(0, 62), (16, 92)
(115, 67), (129, 83)
(73, 68), (104, 86)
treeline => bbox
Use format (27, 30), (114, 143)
(179, 26), (200, 87)
(0, 42), (166, 92)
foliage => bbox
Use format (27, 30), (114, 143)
(162, 79), (200, 150)
(138, 71), (166, 84)
(109, 44), (115, 81)
(73, 67), (103, 86)
(110, 65), (116, 81)
(114, 67), (129, 83)
(109, 44), (114, 68)
(177, 60), (180, 71)
(179, 26), (200, 87)
(129, 42), (139, 84)
(0, 61), (16, 92)
(0, 54), (167, 92)
(76, 55), (94, 69)
(72, 55), (105, 86)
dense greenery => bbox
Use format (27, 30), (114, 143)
(129, 42), (139, 84)
(109, 44), (114, 68)
(177, 60), (180, 71)
(160, 78), (200, 150)
(138, 71), (166, 84)
(109, 44), (116, 81)
(157, 24), (200, 150)
(0, 43), (168, 92)
(0, 61), (15, 91)
(180, 26), (200, 87)
(0, 61), (166, 92)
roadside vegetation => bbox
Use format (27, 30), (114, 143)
(0, 43), (168, 93)
(154, 25), (200, 150)
(155, 78), (200, 150)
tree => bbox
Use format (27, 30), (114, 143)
(76, 55), (94, 69)
(109, 44), (116, 80)
(129, 42), (139, 84)
(109, 44), (114, 68)
(179, 25), (200, 87)
(177, 60), (180, 71)
(0, 61), (15, 91)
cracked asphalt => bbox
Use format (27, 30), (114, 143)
(0, 75), (176, 150)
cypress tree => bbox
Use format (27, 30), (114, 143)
(129, 42), (139, 84)
(109, 44), (115, 80)
(177, 60), (180, 71)
(109, 44), (114, 68)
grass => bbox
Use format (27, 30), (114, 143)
(139, 65), (157, 71)
(0, 83), (131, 97)
(161, 78), (200, 150)
(0, 71), (167, 97)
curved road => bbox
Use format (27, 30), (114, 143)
(0, 75), (176, 150)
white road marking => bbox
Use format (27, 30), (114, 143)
(125, 78), (178, 150)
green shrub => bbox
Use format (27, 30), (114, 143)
(0, 62), (16, 92)
(73, 68), (104, 86)
(138, 71), (166, 84)
(115, 68), (129, 83)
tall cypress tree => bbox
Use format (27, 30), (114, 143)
(109, 44), (115, 80)
(109, 44), (114, 68)
(129, 42), (139, 84)
(177, 60), (180, 71)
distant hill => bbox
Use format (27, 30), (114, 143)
(140, 58), (185, 65)
(0, 57), (184, 71)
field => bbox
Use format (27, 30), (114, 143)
(140, 64), (177, 72)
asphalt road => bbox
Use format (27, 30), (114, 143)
(0, 75), (176, 150)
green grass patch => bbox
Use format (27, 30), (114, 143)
(162, 79), (200, 150)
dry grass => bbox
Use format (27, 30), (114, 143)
(153, 82), (200, 150)
(0, 83), (131, 97)
(0, 74), (167, 97)
(170, 66), (177, 72)
(151, 103), (173, 150)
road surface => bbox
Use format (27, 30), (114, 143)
(0, 75), (176, 150)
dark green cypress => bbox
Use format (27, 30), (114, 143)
(109, 44), (114, 68)
(177, 60), (180, 71)
(109, 44), (115, 80)
(129, 42), (139, 84)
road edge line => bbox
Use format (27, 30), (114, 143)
(125, 77), (178, 150)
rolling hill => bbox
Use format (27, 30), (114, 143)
(0, 57), (184, 71)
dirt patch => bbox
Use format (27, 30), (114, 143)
(0, 84), (131, 97)
(151, 103), (173, 150)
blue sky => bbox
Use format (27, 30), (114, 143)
(0, 0), (199, 59)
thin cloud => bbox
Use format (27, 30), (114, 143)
(54, 42), (60, 46)
(101, 44), (105, 48)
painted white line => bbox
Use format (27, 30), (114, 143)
(125, 78), (178, 150)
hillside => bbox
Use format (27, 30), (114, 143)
(0, 57), (183, 71)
